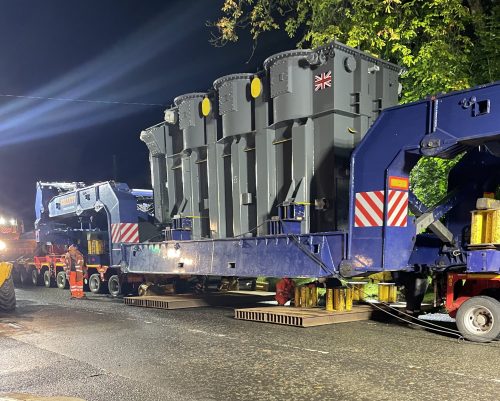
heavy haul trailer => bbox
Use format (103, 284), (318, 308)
(121, 41), (500, 342)
(7, 181), (157, 296)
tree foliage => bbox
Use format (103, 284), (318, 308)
(213, 0), (499, 103)
(212, 0), (499, 206)
(410, 156), (462, 207)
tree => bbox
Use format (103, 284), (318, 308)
(212, 0), (499, 206)
(213, 0), (499, 103)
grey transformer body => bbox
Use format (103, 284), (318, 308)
(141, 41), (401, 240)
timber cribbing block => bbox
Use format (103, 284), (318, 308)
(234, 305), (374, 327)
(123, 291), (275, 310)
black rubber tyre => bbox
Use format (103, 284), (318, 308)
(12, 267), (21, 286)
(88, 273), (102, 294)
(31, 268), (42, 286)
(0, 275), (16, 312)
(456, 296), (500, 342)
(56, 271), (68, 289)
(19, 267), (32, 287)
(108, 275), (121, 297)
(120, 282), (136, 297)
(43, 270), (53, 288)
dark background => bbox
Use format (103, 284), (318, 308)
(0, 0), (293, 227)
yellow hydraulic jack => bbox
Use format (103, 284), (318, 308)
(294, 285), (318, 308)
(325, 287), (353, 312)
(378, 283), (398, 303)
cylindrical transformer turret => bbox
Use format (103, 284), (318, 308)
(213, 73), (254, 137)
(142, 40), (401, 242)
(264, 49), (313, 124)
(174, 93), (206, 151)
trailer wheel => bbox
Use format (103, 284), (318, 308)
(43, 270), (54, 288)
(12, 267), (21, 286)
(0, 275), (15, 312)
(56, 271), (68, 289)
(19, 267), (32, 287)
(88, 274), (102, 294)
(108, 275), (121, 297)
(456, 296), (500, 342)
(31, 268), (42, 286)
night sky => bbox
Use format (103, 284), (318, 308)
(0, 0), (293, 228)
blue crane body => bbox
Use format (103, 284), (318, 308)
(38, 181), (155, 266)
(4, 181), (157, 294)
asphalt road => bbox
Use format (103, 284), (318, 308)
(1, 287), (500, 401)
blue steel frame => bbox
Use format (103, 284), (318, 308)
(121, 83), (500, 278)
(122, 232), (346, 278)
(348, 82), (500, 274)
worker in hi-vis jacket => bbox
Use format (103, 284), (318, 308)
(62, 244), (86, 299)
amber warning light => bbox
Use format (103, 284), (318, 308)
(388, 176), (409, 190)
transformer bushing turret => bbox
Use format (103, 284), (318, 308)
(264, 49), (314, 124)
(169, 93), (210, 240)
(140, 109), (184, 227)
(142, 40), (401, 240)
(214, 73), (257, 237)
(262, 42), (401, 234)
(140, 125), (169, 224)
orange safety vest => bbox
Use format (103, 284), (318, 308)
(63, 250), (85, 298)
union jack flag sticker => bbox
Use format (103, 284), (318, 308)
(314, 70), (332, 91)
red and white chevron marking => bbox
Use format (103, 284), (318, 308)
(111, 223), (139, 243)
(354, 191), (384, 227)
(387, 190), (408, 227)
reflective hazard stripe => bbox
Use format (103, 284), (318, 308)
(111, 223), (140, 243)
(387, 190), (408, 227)
(354, 191), (384, 227)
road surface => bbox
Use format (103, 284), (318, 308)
(1, 287), (499, 401)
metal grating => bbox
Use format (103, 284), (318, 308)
(124, 297), (168, 309)
(235, 305), (374, 327)
(124, 296), (172, 309)
(123, 292), (276, 310)
(235, 309), (305, 327)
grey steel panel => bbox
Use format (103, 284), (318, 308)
(165, 123), (184, 219)
(255, 128), (276, 235)
(78, 187), (97, 211)
(174, 93), (206, 150)
(140, 125), (168, 224)
(206, 112), (220, 238)
(264, 49), (313, 123)
(253, 74), (273, 235)
(269, 60), (290, 98)
(213, 73), (253, 137)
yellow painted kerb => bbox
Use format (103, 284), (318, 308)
(0, 261), (13, 287)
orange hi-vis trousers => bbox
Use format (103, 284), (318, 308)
(69, 270), (85, 298)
